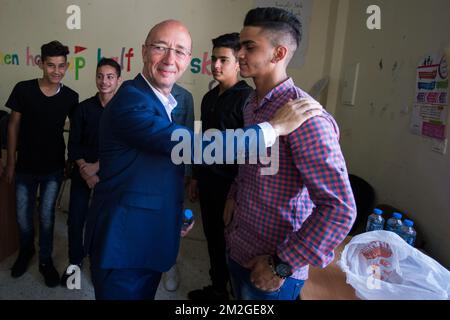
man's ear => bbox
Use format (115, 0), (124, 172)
(235, 60), (240, 73)
(271, 46), (288, 64)
(38, 59), (44, 70)
(142, 44), (148, 63)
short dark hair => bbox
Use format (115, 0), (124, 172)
(212, 33), (241, 53)
(97, 58), (122, 77)
(244, 7), (302, 49)
(41, 40), (70, 62)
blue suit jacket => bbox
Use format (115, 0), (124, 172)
(84, 74), (190, 272)
(171, 83), (195, 177)
(84, 74), (263, 272)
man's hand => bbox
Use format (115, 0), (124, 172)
(223, 198), (235, 226)
(80, 162), (99, 180)
(85, 175), (100, 189)
(244, 255), (285, 292)
(181, 220), (195, 237)
(5, 164), (15, 184)
(188, 179), (199, 202)
(269, 98), (323, 137)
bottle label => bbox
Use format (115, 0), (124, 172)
(369, 224), (383, 232)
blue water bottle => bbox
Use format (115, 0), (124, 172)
(365, 208), (385, 232)
(182, 209), (194, 231)
(385, 212), (403, 235)
(400, 219), (417, 247)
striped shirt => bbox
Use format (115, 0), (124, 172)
(225, 78), (356, 280)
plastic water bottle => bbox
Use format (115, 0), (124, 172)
(182, 209), (194, 231)
(400, 219), (417, 247)
(366, 208), (385, 232)
(385, 212), (403, 235)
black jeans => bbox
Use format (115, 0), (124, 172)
(198, 176), (233, 292)
(67, 172), (91, 265)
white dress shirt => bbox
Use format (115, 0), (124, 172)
(140, 73), (177, 122)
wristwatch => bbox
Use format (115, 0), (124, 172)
(269, 255), (293, 279)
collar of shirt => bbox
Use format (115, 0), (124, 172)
(55, 82), (64, 95)
(140, 72), (178, 121)
(250, 77), (295, 112)
(93, 93), (106, 109)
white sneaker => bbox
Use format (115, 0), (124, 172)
(163, 264), (180, 292)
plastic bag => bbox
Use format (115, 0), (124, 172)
(338, 230), (450, 300)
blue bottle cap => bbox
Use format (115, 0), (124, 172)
(392, 212), (402, 219)
(373, 208), (383, 215)
(403, 219), (414, 227)
(184, 209), (193, 220)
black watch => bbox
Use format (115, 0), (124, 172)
(270, 255), (293, 279)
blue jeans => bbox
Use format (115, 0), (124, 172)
(67, 173), (91, 265)
(15, 170), (63, 264)
(227, 257), (305, 300)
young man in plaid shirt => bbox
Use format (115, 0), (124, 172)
(223, 7), (357, 300)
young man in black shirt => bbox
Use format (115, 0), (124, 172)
(60, 58), (122, 287)
(5, 41), (79, 287)
(188, 33), (253, 300)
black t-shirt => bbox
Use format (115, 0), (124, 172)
(200, 80), (253, 132)
(195, 80), (253, 181)
(5, 79), (79, 174)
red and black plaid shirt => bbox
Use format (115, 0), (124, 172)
(226, 78), (356, 280)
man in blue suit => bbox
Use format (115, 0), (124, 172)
(84, 19), (323, 300)
(163, 83), (195, 292)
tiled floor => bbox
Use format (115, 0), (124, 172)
(0, 181), (211, 300)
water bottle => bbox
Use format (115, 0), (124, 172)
(366, 208), (385, 232)
(385, 212), (403, 235)
(182, 209), (194, 231)
(400, 219), (417, 247)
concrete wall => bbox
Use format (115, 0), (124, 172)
(334, 0), (450, 268)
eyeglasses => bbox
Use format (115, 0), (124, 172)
(145, 44), (191, 59)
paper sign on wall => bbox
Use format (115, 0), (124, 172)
(415, 53), (448, 105)
(411, 53), (449, 141)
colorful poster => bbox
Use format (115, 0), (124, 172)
(415, 53), (448, 105)
(411, 53), (449, 141)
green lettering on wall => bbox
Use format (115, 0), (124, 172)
(190, 58), (201, 74)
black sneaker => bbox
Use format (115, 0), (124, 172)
(188, 285), (229, 301)
(60, 264), (82, 287)
(11, 247), (35, 278)
(39, 260), (60, 287)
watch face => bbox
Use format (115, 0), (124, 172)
(276, 263), (292, 277)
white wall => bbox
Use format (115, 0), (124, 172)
(0, 0), (333, 119)
(334, 0), (450, 267)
